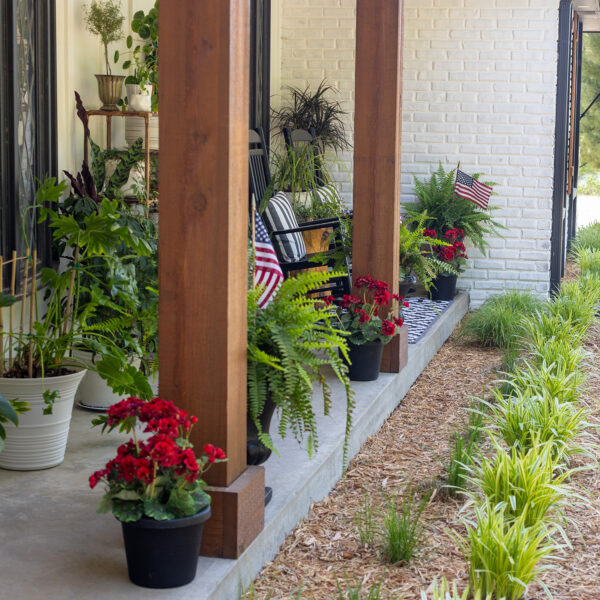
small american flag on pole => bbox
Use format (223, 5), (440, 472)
(253, 210), (284, 308)
(454, 169), (492, 209)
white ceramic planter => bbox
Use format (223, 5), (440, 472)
(0, 370), (85, 471)
(73, 350), (141, 410)
(125, 114), (159, 150)
(129, 93), (152, 112)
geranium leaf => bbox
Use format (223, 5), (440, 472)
(112, 499), (144, 522)
(143, 499), (175, 521)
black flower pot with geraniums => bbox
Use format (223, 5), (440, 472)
(343, 340), (385, 381)
(429, 274), (458, 301)
(120, 505), (211, 589)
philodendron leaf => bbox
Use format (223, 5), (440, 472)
(112, 499), (144, 522)
(143, 499), (175, 521)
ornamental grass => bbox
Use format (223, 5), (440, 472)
(455, 502), (559, 600)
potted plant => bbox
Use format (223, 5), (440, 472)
(247, 270), (355, 466)
(328, 276), (407, 381)
(422, 227), (464, 301)
(272, 81), (351, 153)
(398, 212), (455, 297)
(61, 93), (158, 410)
(84, 0), (125, 111)
(0, 177), (153, 471)
(90, 396), (225, 588)
(115, 1), (160, 147)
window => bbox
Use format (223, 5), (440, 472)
(0, 0), (56, 267)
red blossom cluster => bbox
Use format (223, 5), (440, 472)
(436, 239), (467, 263)
(89, 397), (225, 491)
(423, 228), (437, 239)
(444, 227), (465, 241)
(327, 276), (407, 340)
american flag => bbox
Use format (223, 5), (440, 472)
(454, 169), (492, 210)
(253, 210), (284, 308)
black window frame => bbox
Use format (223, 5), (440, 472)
(0, 0), (57, 274)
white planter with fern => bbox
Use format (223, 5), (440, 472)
(0, 370), (85, 471)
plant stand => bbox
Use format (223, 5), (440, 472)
(84, 109), (157, 208)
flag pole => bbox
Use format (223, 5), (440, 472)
(452, 161), (461, 204)
(251, 196), (257, 289)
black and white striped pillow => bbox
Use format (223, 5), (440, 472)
(263, 192), (307, 263)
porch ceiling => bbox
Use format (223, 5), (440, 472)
(575, 0), (600, 31)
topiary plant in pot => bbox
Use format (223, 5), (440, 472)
(84, 0), (125, 110)
(247, 270), (354, 466)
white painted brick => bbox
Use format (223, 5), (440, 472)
(278, 0), (557, 305)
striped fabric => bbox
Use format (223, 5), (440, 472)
(263, 192), (307, 263)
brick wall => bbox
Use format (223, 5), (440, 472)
(275, 0), (560, 305)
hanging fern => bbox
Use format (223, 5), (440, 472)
(248, 270), (355, 464)
(405, 163), (504, 255)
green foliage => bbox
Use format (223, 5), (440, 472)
(117, 1), (159, 109)
(247, 271), (354, 461)
(381, 489), (430, 564)
(580, 34), (600, 172)
(272, 81), (350, 152)
(336, 577), (385, 600)
(445, 430), (477, 496)
(458, 291), (547, 349)
(577, 175), (600, 196)
(488, 385), (588, 463)
(572, 221), (600, 252)
(469, 439), (575, 528)
(0, 395), (29, 452)
(84, 0), (124, 75)
(549, 278), (599, 335)
(405, 163), (503, 255)
(420, 578), (472, 600)
(354, 490), (377, 546)
(455, 502), (557, 600)
(575, 247), (600, 279)
(399, 212), (456, 292)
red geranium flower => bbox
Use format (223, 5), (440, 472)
(381, 320), (396, 336)
(423, 229), (437, 238)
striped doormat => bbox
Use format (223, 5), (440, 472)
(404, 297), (454, 344)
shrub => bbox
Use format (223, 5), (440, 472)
(381, 489), (430, 564)
(459, 291), (546, 349)
(456, 502), (557, 600)
(488, 386), (588, 462)
(520, 310), (585, 348)
(548, 279), (600, 336)
(575, 247), (600, 279)
(469, 439), (574, 528)
(572, 221), (600, 252)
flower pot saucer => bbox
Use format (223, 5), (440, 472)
(76, 400), (108, 412)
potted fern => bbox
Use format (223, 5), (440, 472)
(247, 271), (354, 468)
(405, 164), (503, 300)
(398, 213), (455, 296)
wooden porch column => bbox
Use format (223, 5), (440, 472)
(159, 2), (264, 557)
(352, 0), (405, 373)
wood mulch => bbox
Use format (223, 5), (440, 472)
(247, 270), (600, 599)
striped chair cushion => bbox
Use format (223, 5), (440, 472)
(263, 192), (307, 263)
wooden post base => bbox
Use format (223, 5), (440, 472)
(381, 323), (408, 374)
(200, 465), (265, 559)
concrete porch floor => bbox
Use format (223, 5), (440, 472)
(0, 293), (468, 600)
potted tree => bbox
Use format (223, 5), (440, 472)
(247, 270), (355, 467)
(84, 0), (125, 110)
(90, 397), (225, 588)
(0, 178), (153, 471)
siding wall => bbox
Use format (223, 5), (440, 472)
(274, 0), (561, 305)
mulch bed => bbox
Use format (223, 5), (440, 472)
(248, 270), (600, 599)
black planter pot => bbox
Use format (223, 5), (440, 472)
(247, 392), (277, 466)
(429, 274), (458, 301)
(120, 505), (211, 589)
(343, 340), (384, 381)
(398, 275), (417, 299)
